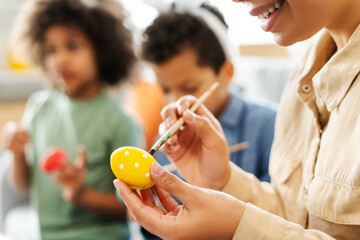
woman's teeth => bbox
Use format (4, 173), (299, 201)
(257, 1), (282, 21)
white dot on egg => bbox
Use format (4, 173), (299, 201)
(145, 173), (150, 177)
(143, 154), (148, 158)
(125, 151), (129, 155)
(119, 164), (124, 169)
(135, 163), (139, 168)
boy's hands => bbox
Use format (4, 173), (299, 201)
(55, 145), (87, 203)
(159, 95), (230, 190)
(1, 122), (30, 156)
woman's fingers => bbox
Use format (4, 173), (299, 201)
(150, 162), (193, 207)
(139, 188), (157, 208)
(113, 179), (168, 235)
(183, 110), (226, 148)
(195, 104), (223, 132)
(153, 184), (180, 213)
(176, 95), (222, 131)
(160, 102), (178, 128)
(175, 98), (191, 116)
(160, 95), (223, 137)
(159, 95), (223, 152)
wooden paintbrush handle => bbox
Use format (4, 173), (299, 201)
(149, 82), (219, 154)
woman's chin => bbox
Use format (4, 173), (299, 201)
(272, 34), (295, 47)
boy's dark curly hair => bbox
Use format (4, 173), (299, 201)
(142, 3), (228, 74)
(12, 0), (135, 85)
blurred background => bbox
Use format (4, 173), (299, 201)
(0, 0), (308, 131)
(0, 0), (307, 130)
(0, 0), (308, 239)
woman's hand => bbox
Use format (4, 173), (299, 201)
(159, 95), (230, 190)
(55, 145), (87, 203)
(114, 162), (245, 240)
(1, 122), (30, 157)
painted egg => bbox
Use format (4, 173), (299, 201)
(39, 147), (67, 173)
(110, 146), (156, 190)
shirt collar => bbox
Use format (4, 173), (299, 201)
(314, 25), (360, 111)
(297, 24), (360, 112)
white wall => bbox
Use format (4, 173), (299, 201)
(121, 0), (275, 45)
(0, 1), (24, 70)
(0, 0), (302, 70)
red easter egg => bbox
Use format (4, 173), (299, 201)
(40, 147), (67, 173)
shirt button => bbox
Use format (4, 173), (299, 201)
(301, 84), (311, 93)
(303, 185), (309, 195)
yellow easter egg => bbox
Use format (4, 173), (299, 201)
(110, 146), (156, 190)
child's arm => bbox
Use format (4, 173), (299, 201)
(11, 151), (31, 194)
(1, 122), (31, 194)
(54, 145), (126, 217)
(74, 188), (126, 217)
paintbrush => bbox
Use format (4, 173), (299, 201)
(148, 81), (219, 155)
(163, 141), (249, 172)
(20, 92), (50, 129)
(111, 82), (219, 192)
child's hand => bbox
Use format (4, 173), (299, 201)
(1, 122), (30, 156)
(55, 145), (87, 203)
(159, 95), (230, 191)
(114, 162), (246, 240)
(39, 147), (68, 173)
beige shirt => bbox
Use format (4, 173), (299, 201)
(223, 24), (360, 240)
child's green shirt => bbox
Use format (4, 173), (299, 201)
(25, 90), (143, 240)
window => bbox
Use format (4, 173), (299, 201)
(122, 0), (274, 45)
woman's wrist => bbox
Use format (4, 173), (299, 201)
(211, 163), (231, 191)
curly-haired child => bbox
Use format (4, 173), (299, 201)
(1, 0), (143, 239)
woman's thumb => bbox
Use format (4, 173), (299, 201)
(150, 162), (191, 205)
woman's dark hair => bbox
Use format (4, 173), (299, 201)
(142, 3), (228, 74)
(13, 0), (136, 85)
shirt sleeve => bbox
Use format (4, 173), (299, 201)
(259, 110), (276, 182)
(222, 162), (284, 216)
(23, 90), (50, 129)
(223, 164), (337, 239)
(24, 90), (51, 166)
(233, 203), (336, 240)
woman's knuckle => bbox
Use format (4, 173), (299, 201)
(161, 103), (176, 119)
(162, 174), (176, 187)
